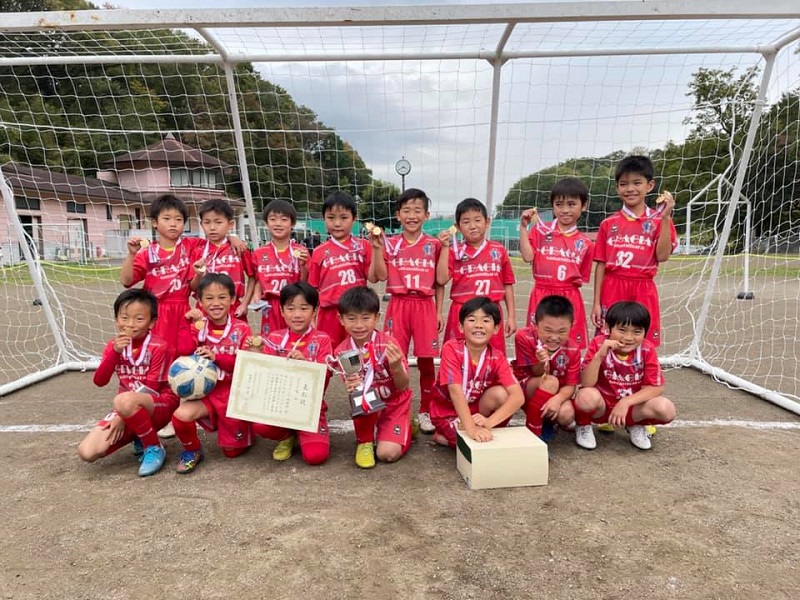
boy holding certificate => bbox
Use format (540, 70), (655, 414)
(250, 281), (333, 465)
(335, 286), (412, 469)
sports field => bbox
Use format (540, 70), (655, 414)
(1, 258), (799, 599)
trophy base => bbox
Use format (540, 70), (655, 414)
(349, 390), (386, 418)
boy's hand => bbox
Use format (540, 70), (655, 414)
(285, 349), (306, 361)
(471, 412), (488, 427)
(598, 338), (622, 358)
(607, 400), (630, 428)
(590, 304), (604, 329)
(535, 346), (550, 364)
(185, 308), (204, 322)
(292, 246), (310, 264)
(229, 235), (248, 256)
(520, 208), (538, 227)
(195, 346), (215, 361)
(103, 415), (126, 445)
(113, 328), (132, 353)
(468, 425), (493, 443)
(344, 372), (363, 393)
(193, 259), (207, 276)
(245, 335), (262, 351)
(384, 341), (404, 369)
(234, 304), (248, 318)
(437, 313), (445, 333)
(540, 396), (562, 420)
(437, 230), (452, 248)
(368, 231), (384, 251)
(126, 236), (144, 256)
(504, 318), (517, 337)
(656, 191), (675, 216)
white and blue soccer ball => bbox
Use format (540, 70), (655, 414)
(168, 354), (218, 400)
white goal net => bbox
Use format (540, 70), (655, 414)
(0, 2), (799, 411)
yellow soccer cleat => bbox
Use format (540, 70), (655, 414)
(597, 423), (615, 433)
(645, 425), (658, 436)
(272, 435), (296, 461)
(355, 442), (376, 469)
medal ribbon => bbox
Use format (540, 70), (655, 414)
(329, 235), (360, 253)
(621, 203), (666, 221)
(462, 344), (487, 402)
(147, 238), (182, 266)
(350, 332), (380, 412)
(534, 219), (577, 236)
(271, 241), (299, 273)
(201, 240), (227, 272)
(455, 238), (487, 262)
(198, 316), (232, 344)
(278, 326), (313, 355)
(384, 233), (421, 257)
(123, 332), (151, 367)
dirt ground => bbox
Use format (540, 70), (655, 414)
(1, 366), (799, 600)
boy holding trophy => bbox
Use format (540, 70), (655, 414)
(333, 286), (412, 469)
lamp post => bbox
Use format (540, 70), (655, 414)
(395, 157), (411, 192)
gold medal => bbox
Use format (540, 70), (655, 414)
(448, 225), (457, 235)
(139, 239), (150, 249)
(194, 319), (205, 331)
(250, 335), (262, 348)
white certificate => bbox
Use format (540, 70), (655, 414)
(227, 351), (326, 433)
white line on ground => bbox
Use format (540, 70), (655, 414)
(0, 418), (798, 434)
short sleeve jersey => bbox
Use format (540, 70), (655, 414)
(528, 222), (593, 286)
(436, 339), (517, 404)
(448, 240), (515, 303)
(582, 334), (664, 400)
(263, 327), (333, 364)
(190, 241), (253, 300)
(100, 333), (173, 394)
(384, 234), (441, 296)
(126, 237), (203, 301)
(334, 330), (408, 401)
(307, 236), (373, 307)
(249, 241), (304, 300)
(184, 318), (252, 383)
(513, 326), (581, 387)
(594, 210), (678, 279)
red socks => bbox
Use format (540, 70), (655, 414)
(417, 357), (435, 414)
(122, 407), (159, 448)
(353, 412), (379, 444)
(172, 416), (202, 451)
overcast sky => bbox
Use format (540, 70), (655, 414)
(108, 1), (799, 215)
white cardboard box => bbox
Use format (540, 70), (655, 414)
(456, 426), (549, 490)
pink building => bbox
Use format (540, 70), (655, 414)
(1, 134), (244, 264)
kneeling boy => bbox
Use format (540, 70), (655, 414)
(430, 296), (524, 447)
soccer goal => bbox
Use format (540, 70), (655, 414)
(1, 2), (799, 412)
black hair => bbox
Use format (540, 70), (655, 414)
(197, 272), (236, 299)
(199, 198), (234, 221)
(337, 286), (380, 315)
(322, 190), (357, 218)
(605, 301), (651, 334)
(614, 155), (654, 182)
(263, 199), (297, 225)
(459, 296), (501, 326)
(396, 187), (430, 213)
(551, 177), (589, 207)
(148, 194), (188, 222)
(534, 295), (575, 324)
(455, 197), (488, 223)
(113, 288), (158, 320)
(280, 281), (319, 309)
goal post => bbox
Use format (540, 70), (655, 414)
(1, 2), (799, 413)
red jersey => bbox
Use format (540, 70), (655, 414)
(334, 330), (408, 403)
(178, 317), (251, 383)
(582, 334), (664, 401)
(435, 339), (517, 404)
(307, 236), (373, 307)
(528, 221), (593, 286)
(594, 209), (678, 279)
(513, 326), (581, 387)
(383, 233), (440, 296)
(249, 241), (304, 300)
(126, 237), (202, 301)
(190, 240), (253, 301)
(262, 327), (333, 364)
(93, 333), (173, 394)
(447, 239), (515, 302)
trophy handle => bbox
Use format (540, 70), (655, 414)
(324, 354), (343, 375)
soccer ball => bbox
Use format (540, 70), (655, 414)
(168, 354), (218, 400)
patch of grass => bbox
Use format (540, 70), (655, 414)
(0, 261), (120, 285)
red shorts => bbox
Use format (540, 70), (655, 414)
(353, 388), (413, 450)
(444, 300), (506, 355)
(429, 391), (510, 449)
(151, 299), (191, 349)
(384, 295), (440, 357)
(316, 306), (347, 349)
(197, 382), (253, 449)
(526, 283), (588, 349)
(253, 403), (330, 464)
(599, 274), (662, 346)
(258, 297), (287, 337)
(575, 391), (650, 427)
(101, 390), (179, 455)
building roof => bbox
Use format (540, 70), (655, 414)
(103, 133), (232, 171)
(2, 162), (144, 207)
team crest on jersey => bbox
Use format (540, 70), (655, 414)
(642, 221), (653, 233)
(386, 318), (393, 331)
(351, 239), (361, 251)
(231, 332), (239, 342)
(423, 243), (432, 256)
(556, 354), (568, 369)
(490, 248), (500, 260)
(575, 239), (585, 251)
(308, 341), (317, 357)
(611, 224), (619, 234)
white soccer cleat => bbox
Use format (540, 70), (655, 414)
(628, 425), (652, 450)
(417, 412), (435, 434)
(575, 425), (597, 450)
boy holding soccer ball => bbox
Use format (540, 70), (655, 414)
(77, 289), (178, 477)
(171, 273), (253, 473)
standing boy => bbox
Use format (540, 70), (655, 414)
(335, 286), (412, 469)
(372, 188), (443, 434)
(437, 198), (516, 354)
(519, 177), (594, 349)
(430, 296), (524, 448)
(574, 301), (676, 451)
(307, 191), (379, 348)
(250, 282), (333, 466)
(190, 198), (253, 320)
(590, 155), (677, 346)
(77, 289), (177, 477)
(243, 199), (310, 337)
(513, 294), (580, 439)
